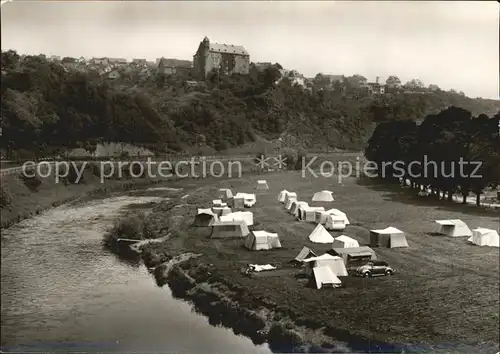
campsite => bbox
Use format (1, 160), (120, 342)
(140, 169), (500, 351)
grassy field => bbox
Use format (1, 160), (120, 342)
(141, 169), (499, 352)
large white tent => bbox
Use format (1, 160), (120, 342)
(468, 228), (499, 247)
(435, 219), (472, 237)
(244, 230), (282, 250)
(308, 224), (335, 243)
(210, 220), (250, 238)
(332, 235), (360, 248)
(312, 266), (342, 289)
(220, 211), (254, 226)
(303, 253), (348, 277)
(370, 226), (408, 248)
(312, 190), (334, 202)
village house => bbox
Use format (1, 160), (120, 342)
(106, 70), (121, 80)
(367, 77), (385, 95)
(108, 58), (128, 68)
(193, 36), (250, 80)
(156, 58), (192, 75)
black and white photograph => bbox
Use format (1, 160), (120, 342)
(1, 1), (499, 353)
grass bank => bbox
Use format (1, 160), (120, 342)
(122, 169), (499, 353)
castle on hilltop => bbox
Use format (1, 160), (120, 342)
(193, 36), (250, 80)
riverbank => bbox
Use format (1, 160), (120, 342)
(0, 169), (171, 229)
(129, 172), (498, 353)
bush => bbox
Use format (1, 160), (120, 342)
(280, 147), (307, 170)
(67, 163), (85, 184)
(20, 173), (42, 191)
(0, 183), (13, 208)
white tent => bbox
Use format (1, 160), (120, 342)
(303, 253), (348, 277)
(291, 201), (309, 216)
(284, 192), (297, 205)
(210, 220), (250, 238)
(324, 215), (347, 231)
(299, 207), (325, 222)
(316, 209), (349, 225)
(285, 197), (297, 211)
(219, 188), (233, 199)
(212, 199), (227, 207)
(468, 228), (499, 247)
(256, 180), (269, 190)
(332, 235), (360, 248)
(234, 193), (257, 207)
(220, 211), (254, 226)
(212, 206), (232, 216)
(308, 224), (335, 243)
(435, 219), (472, 237)
(312, 190), (334, 202)
(312, 266), (342, 289)
(326, 209), (350, 225)
(370, 227), (408, 248)
(244, 230), (282, 250)
(278, 190), (290, 203)
(194, 208), (218, 226)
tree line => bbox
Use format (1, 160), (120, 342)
(365, 106), (500, 205)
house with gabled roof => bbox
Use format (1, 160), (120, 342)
(193, 36), (250, 80)
(157, 57), (192, 75)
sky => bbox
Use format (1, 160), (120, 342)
(1, 1), (499, 99)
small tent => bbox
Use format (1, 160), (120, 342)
(324, 215), (347, 231)
(284, 192), (297, 205)
(332, 235), (360, 248)
(312, 266), (342, 289)
(234, 193), (257, 207)
(219, 188), (233, 199)
(220, 211), (254, 226)
(210, 220), (250, 238)
(212, 199), (227, 207)
(326, 209), (350, 225)
(256, 180), (269, 190)
(370, 227), (408, 248)
(291, 201), (309, 216)
(316, 209), (349, 225)
(303, 253), (348, 277)
(330, 246), (377, 265)
(229, 196), (245, 209)
(309, 224), (335, 243)
(194, 208), (218, 227)
(212, 206), (232, 216)
(468, 228), (499, 247)
(292, 246), (317, 264)
(435, 219), (472, 237)
(278, 190), (290, 203)
(285, 197), (297, 211)
(244, 230), (282, 250)
(299, 207), (325, 222)
(312, 190), (334, 202)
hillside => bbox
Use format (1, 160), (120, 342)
(1, 50), (499, 158)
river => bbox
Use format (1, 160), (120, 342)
(1, 189), (271, 353)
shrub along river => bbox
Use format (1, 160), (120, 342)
(0, 188), (271, 353)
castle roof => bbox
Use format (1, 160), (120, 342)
(209, 42), (249, 56)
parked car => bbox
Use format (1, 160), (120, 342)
(356, 260), (394, 277)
